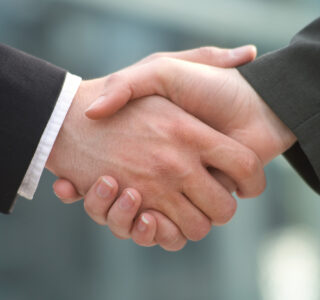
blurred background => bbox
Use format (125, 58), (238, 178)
(1, 0), (320, 299)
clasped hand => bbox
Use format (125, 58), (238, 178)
(47, 46), (296, 251)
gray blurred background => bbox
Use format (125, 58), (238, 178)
(1, 1), (320, 299)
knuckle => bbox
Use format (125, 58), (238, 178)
(104, 72), (123, 87)
(83, 198), (94, 215)
(163, 118), (179, 134)
(149, 52), (164, 60)
(250, 173), (267, 198)
(83, 200), (108, 226)
(112, 232), (130, 240)
(236, 150), (267, 198)
(213, 198), (237, 226)
(107, 214), (125, 229)
(197, 46), (218, 61)
(151, 151), (186, 177)
(162, 123), (178, 142)
(132, 231), (155, 246)
(238, 151), (261, 180)
(162, 118), (190, 142)
(157, 226), (181, 247)
(258, 176), (267, 195)
(149, 56), (178, 86)
(154, 56), (172, 64)
(173, 240), (187, 252)
(154, 57), (176, 73)
(162, 239), (187, 252)
(59, 197), (73, 204)
(84, 198), (105, 219)
(186, 217), (212, 242)
(134, 238), (154, 247)
(105, 72), (133, 98)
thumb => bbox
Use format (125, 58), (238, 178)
(53, 179), (83, 204)
(85, 45), (257, 120)
(137, 45), (257, 68)
(222, 45), (257, 67)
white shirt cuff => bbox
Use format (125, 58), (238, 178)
(18, 72), (82, 199)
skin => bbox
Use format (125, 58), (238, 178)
(46, 74), (265, 245)
(52, 46), (271, 251)
(85, 57), (296, 165)
(54, 176), (188, 251)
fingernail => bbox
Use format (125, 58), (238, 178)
(96, 177), (113, 198)
(230, 45), (256, 58)
(137, 215), (150, 232)
(86, 96), (106, 113)
(53, 189), (61, 199)
(118, 190), (135, 211)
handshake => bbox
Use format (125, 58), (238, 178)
(47, 45), (296, 251)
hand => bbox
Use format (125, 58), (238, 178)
(54, 177), (187, 251)
(85, 51), (297, 165)
(47, 80), (265, 242)
(53, 45), (262, 250)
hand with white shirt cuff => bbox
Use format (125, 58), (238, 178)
(49, 46), (267, 251)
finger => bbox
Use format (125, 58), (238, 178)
(107, 188), (142, 239)
(207, 168), (237, 194)
(85, 58), (178, 120)
(155, 193), (212, 242)
(183, 166), (238, 226)
(85, 46), (256, 120)
(85, 67), (153, 120)
(199, 129), (266, 198)
(139, 45), (257, 68)
(147, 210), (187, 252)
(83, 176), (119, 226)
(131, 213), (157, 247)
(53, 179), (83, 203)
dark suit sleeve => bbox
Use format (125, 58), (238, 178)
(238, 18), (320, 194)
(0, 44), (67, 214)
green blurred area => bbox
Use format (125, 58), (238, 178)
(1, 1), (320, 299)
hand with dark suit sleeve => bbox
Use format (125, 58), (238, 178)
(238, 17), (320, 193)
(82, 18), (320, 194)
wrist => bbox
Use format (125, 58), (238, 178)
(247, 76), (297, 162)
(233, 69), (297, 164)
(45, 80), (95, 176)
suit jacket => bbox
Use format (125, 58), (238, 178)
(238, 17), (320, 194)
(0, 44), (66, 214)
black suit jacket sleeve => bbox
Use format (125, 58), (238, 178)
(238, 18), (320, 194)
(0, 44), (67, 214)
